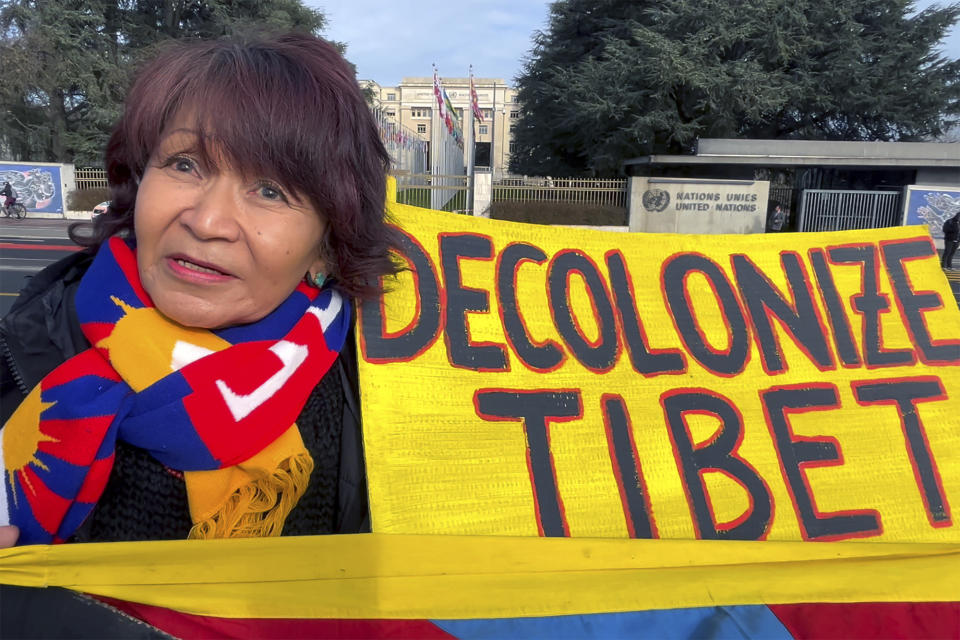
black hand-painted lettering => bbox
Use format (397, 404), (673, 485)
(606, 251), (685, 376)
(809, 249), (861, 367)
(662, 390), (772, 540)
(762, 385), (881, 540)
(547, 251), (618, 371)
(853, 377), (951, 527)
(881, 240), (960, 365)
(829, 245), (913, 367)
(601, 394), (657, 538)
(360, 229), (441, 361)
(498, 243), (564, 371)
(440, 234), (508, 371)
(475, 389), (582, 537)
(662, 254), (749, 376)
(733, 253), (833, 373)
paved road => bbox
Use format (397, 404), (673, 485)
(0, 218), (83, 317)
(946, 268), (960, 311)
(1, 217), (959, 317)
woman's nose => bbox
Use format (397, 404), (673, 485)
(179, 177), (241, 241)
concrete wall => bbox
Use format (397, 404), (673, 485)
(61, 163), (76, 198)
(473, 171), (492, 217)
(628, 177), (769, 234)
(698, 138), (960, 161)
(916, 168), (960, 187)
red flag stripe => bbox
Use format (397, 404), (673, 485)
(95, 597), (458, 640)
(770, 602), (960, 639)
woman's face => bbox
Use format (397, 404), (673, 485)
(135, 122), (326, 329)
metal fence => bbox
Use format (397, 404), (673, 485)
(395, 173), (471, 213)
(76, 167), (108, 190)
(371, 107), (429, 175)
(493, 176), (627, 208)
(797, 189), (902, 232)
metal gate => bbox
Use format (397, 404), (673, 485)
(394, 173), (471, 213)
(492, 176), (626, 208)
(797, 189), (902, 232)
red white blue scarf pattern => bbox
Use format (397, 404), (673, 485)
(1, 237), (350, 545)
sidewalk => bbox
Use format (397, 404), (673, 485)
(937, 249), (960, 310)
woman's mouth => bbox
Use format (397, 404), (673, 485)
(166, 255), (234, 281)
(174, 258), (224, 275)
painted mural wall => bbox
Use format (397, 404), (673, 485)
(0, 162), (64, 213)
(902, 185), (960, 241)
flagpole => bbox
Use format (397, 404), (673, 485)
(466, 66), (476, 215)
(491, 81), (497, 180)
(432, 64), (440, 210)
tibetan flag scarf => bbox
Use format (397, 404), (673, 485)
(1, 237), (351, 545)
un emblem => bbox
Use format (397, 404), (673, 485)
(642, 188), (670, 212)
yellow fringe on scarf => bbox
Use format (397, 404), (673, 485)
(188, 452), (314, 539)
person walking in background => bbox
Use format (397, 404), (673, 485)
(766, 203), (785, 232)
(942, 212), (960, 270)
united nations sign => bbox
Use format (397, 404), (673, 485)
(629, 177), (770, 234)
(641, 188), (670, 212)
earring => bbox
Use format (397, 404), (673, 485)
(311, 272), (327, 288)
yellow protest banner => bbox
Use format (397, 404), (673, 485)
(358, 202), (960, 543)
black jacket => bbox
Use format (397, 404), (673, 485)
(944, 214), (960, 242)
(0, 250), (369, 540)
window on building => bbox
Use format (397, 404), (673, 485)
(510, 110), (520, 119)
(479, 125), (488, 135)
(385, 110), (396, 118)
(411, 108), (430, 118)
(509, 141), (517, 153)
(482, 109), (492, 119)
(417, 123), (427, 134)
(387, 92), (396, 101)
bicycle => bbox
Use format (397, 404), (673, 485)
(3, 202), (26, 219)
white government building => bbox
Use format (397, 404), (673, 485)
(362, 78), (520, 177)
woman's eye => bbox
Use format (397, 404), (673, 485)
(256, 184), (286, 202)
(172, 157), (195, 173)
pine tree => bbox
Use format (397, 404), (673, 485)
(510, 0), (960, 177)
(0, 0), (331, 165)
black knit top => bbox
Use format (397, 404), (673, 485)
(68, 363), (349, 542)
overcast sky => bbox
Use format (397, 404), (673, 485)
(311, 0), (960, 87)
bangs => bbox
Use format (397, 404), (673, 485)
(123, 38), (358, 204)
(95, 33), (397, 300)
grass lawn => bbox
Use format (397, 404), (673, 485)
(397, 188), (467, 212)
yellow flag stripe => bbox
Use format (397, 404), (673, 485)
(1, 534), (957, 619)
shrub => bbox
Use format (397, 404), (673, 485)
(490, 201), (627, 226)
(67, 188), (110, 212)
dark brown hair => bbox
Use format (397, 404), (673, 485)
(71, 32), (400, 299)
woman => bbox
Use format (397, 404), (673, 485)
(0, 33), (400, 546)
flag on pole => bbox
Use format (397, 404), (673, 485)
(470, 66), (484, 122)
(441, 86), (463, 144)
(432, 66), (447, 126)
(433, 66), (463, 144)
